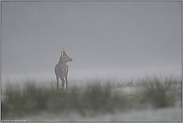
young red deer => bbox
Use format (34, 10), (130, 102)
(54, 48), (73, 90)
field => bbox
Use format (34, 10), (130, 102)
(1, 76), (182, 122)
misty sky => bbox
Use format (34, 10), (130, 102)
(1, 1), (182, 82)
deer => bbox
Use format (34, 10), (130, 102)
(54, 47), (73, 90)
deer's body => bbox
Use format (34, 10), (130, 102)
(54, 48), (72, 90)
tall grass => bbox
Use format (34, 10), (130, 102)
(1, 76), (181, 120)
(139, 77), (181, 108)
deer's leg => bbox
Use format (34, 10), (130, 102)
(61, 78), (65, 89)
(56, 77), (59, 90)
(65, 76), (68, 90)
(65, 68), (68, 90)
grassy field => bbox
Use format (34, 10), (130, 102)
(1, 76), (182, 121)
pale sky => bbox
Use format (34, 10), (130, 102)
(1, 1), (182, 82)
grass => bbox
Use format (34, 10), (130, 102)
(1, 76), (181, 120)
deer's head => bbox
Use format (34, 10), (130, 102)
(60, 47), (73, 63)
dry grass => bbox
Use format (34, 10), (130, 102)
(1, 76), (181, 120)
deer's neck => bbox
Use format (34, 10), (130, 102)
(58, 57), (66, 64)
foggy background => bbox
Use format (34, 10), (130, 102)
(1, 2), (181, 85)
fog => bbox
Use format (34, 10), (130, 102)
(1, 2), (182, 85)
